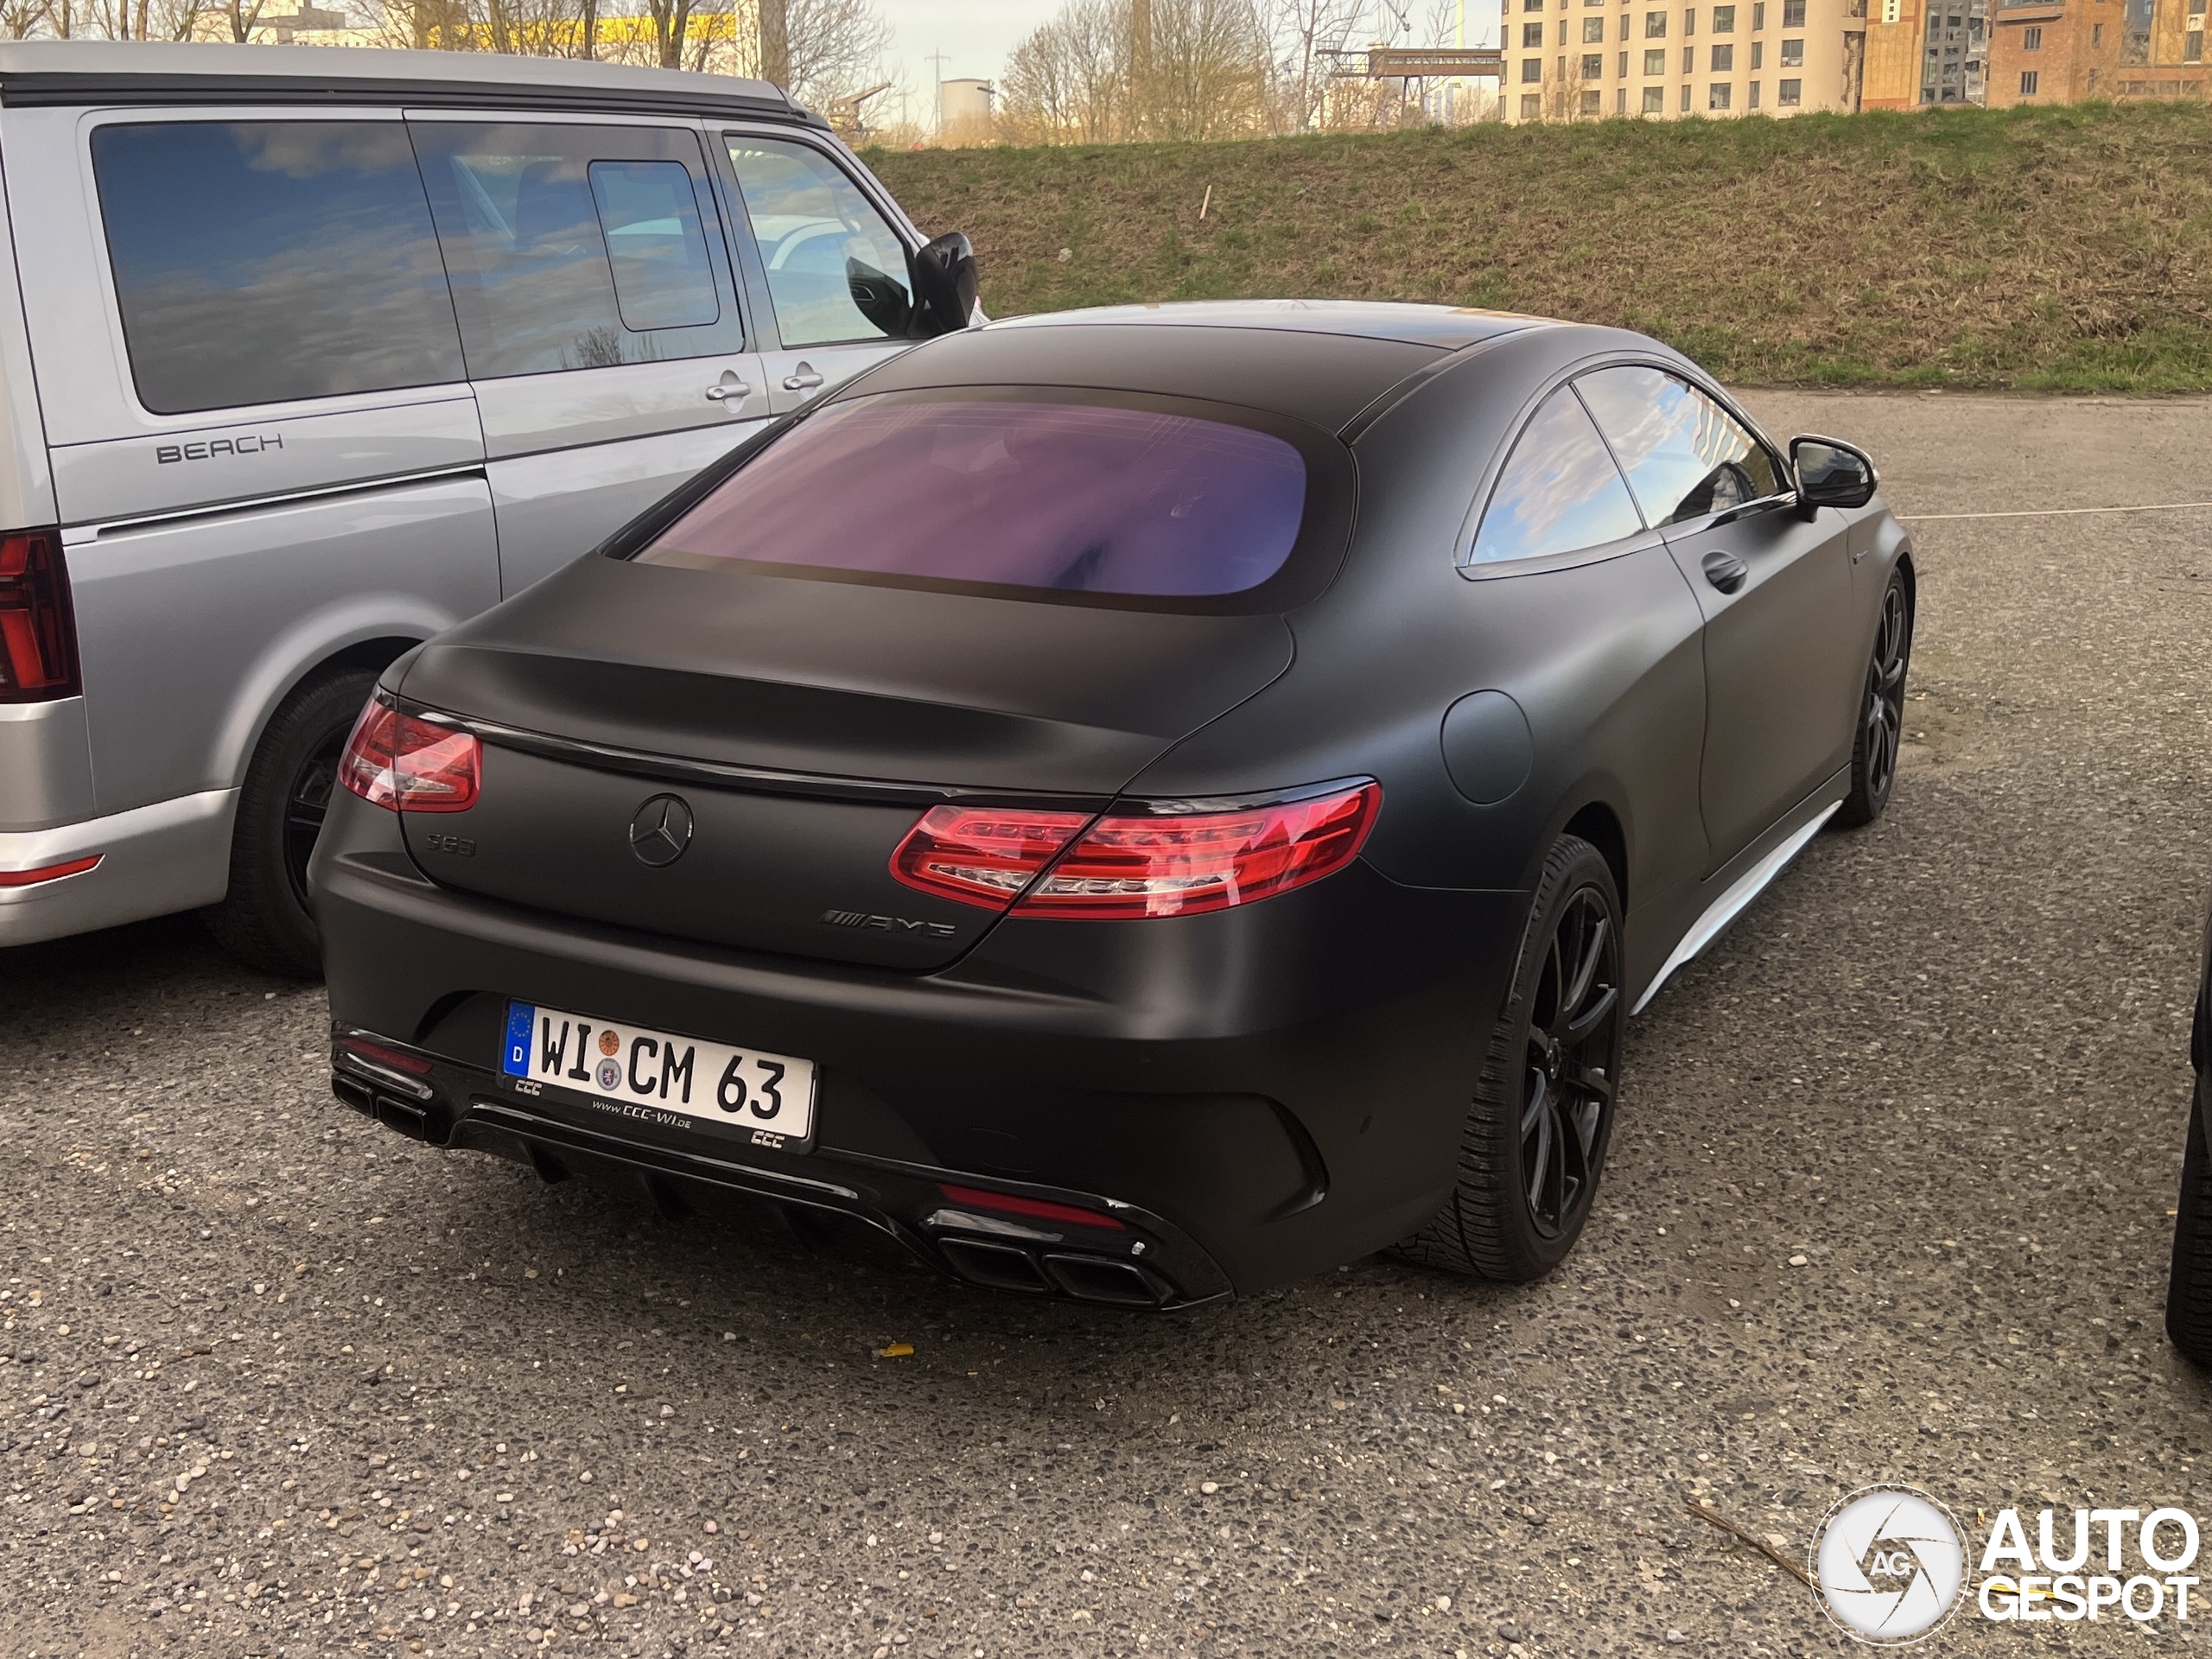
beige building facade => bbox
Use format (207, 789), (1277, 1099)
(1502, 0), (1870, 119)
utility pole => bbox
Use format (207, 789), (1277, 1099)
(925, 48), (952, 133)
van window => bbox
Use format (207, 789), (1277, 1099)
(410, 123), (745, 378)
(91, 121), (466, 416)
(723, 137), (914, 346)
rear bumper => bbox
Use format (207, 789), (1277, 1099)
(313, 797), (1528, 1300)
(0, 788), (234, 947)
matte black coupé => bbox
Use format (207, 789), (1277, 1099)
(311, 302), (1912, 1308)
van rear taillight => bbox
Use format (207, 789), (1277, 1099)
(0, 530), (79, 702)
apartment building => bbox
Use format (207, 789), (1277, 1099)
(1861, 0), (1988, 104)
(1983, 0), (2204, 103)
(1501, 0), (1869, 119)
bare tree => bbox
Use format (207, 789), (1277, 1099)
(783, 0), (888, 104)
(1262, 0), (1367, 130)
(1, 0), (46, 32)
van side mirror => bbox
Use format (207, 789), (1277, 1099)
(1790, 435), (1878, 517)
(910, 232), (979, 337)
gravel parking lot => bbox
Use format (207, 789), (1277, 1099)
(4, 391), (2212, 1659)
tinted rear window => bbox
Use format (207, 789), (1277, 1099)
(634, 396), (1310, 600)
(92, 121), (465, 416)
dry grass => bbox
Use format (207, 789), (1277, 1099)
(868, 103), (2212, 390)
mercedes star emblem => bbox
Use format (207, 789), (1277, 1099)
(627, 794), (694, 868)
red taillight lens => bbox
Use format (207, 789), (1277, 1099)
(888, 782), (1381, 919)
(338, 695), (480, 813)
(890, 804), (1091, 908)
(0, 529), (79, 702)
(938, 1183), (1125, 1231)
(1019, 781), (1380, 919)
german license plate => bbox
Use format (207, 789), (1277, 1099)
(500, 1001), (817, 1148)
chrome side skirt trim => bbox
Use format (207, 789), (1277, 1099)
(1630, 802), (1840, 1016)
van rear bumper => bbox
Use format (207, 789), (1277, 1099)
(0, 696), (95, 831)
(0, 787), (235, 946)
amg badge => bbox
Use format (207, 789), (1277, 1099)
(820, 908), (957, 938)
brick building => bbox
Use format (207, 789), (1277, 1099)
(1500, 0), (1870, 120)
(1984, 0), (2204, 103)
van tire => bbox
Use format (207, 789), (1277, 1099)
(203, 667), (379, 978)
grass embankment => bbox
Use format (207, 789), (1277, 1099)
(868, 103), (2212, 391)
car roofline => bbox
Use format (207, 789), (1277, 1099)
(0, 40), (813, 127)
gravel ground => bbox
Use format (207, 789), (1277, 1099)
(4, 391), (2212, 1659)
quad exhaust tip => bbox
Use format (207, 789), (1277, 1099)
(937, 1237), (1170, 1307)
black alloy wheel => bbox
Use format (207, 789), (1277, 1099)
(1520, 886), (1621, 1239)
(1837, 570), (1911, 827)
(283, 725), (347, 919)
(205, 665), (380, 978)
(2166, 1074), (2212, 1368)
(1400, 834), (1626, 1282)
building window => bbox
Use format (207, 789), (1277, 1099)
(2189, 28), (2205, 58)
(1585, 51), (1607, 73)
(1522, 92), (1545, 114)
(1523, 55), (1545, 79)
(1620, 11), (1633, 35)
(1684, 6), (1696, 29)
(1646, 10), (1669, 33)
(1642, 83), (1667, 108)
(1779, 74), (1802, 99)
(2022, 24), (2042, 46)
(1781, 35), (1804, 61)
(1752, 38), (1765, 63)
(1646, 45), (1669, 68)
(1749, 77), (1763, 102)
(1582, 87), (1605, 110)
(2018, 67), (2038, 91)
(1921, 83), (1936, 99)
(1782, 0), (1805, 23)
(1681, 81), (1693, 105)
(1684, 42), (1697, 67)
(1713, 41), (1736, 66)
(1621, 48), (1630, 71)
(1585, 15), (1609, 39)
(1524, 20), (1546, 44)
(1713, 2), (1737, 24)
(1753, 0), (1766, 22)
(1618, 86), (1630, 109)
(1710, 80), (1733, 104)
(2092, 22), (2103, 44)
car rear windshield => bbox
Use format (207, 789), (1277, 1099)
(632, 393), (1312, 601)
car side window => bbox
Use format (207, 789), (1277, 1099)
(409, 122), (746, 378)
(91, 120), (466, 416)
(722, 137), (913, 347)
(1467, 386), (1646, 566)
(1575, 365), (1782, 526)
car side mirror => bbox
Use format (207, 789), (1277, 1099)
(1790, 434), (1878, 517)
(909, 232), (979, 337)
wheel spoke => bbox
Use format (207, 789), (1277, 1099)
(1521, 1068), (1551, 1138)
(1560, 912), (1608, 1023)
(1524, 1103), (1554, 1217)
(1563, 982), (1618, 1043)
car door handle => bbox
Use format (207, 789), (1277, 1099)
(1701, 550), (1750, 594)
(781, 365), (824, 392)
(704, 373), (752, 403)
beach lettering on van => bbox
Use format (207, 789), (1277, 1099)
(155, 433), (284, 464)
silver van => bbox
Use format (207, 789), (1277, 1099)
(0, 41), (974, 973)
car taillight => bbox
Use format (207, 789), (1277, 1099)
(1018, 781), (1381, 918)
(890, 804), (1091, 907)
(888, 781), (1381, 919)
(0, 529), (79, 702)
(337, 693), (480, 813)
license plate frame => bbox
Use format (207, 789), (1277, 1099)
(499, 1001), (818, 1154)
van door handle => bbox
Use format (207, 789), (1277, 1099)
(1701, 550), (1750, 594)
(704, 371), (751, 404)
(782, 364), (824, 392)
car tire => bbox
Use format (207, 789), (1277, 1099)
(1399, 834), (1626, 1282)
(2166, 1079), (2212, 1367)
(1834, 568), (1912, 829)
(203, 666), (379, 979)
